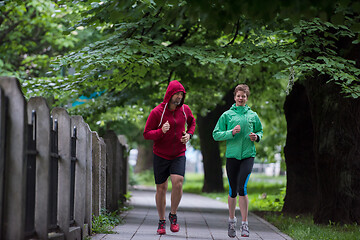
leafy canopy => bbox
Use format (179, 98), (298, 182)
(2, 0), (359, 158)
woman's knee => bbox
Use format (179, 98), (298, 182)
(238, 187), (247, 196)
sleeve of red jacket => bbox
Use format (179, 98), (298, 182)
(185, 105), (196, 135)
(143, 109), (165, 140)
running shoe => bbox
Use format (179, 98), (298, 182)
(241, 222), (249, 237)
(157, 219), (166, 235)
(169, 212), (180, 232)
(228, 218), (237, 238)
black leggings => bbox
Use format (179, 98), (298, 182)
(226, 157), (254, 197)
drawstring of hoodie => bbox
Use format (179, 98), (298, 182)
(158, 102), (168, 128)
(183, 105), (187, 128)
(158, 103), (188, 128)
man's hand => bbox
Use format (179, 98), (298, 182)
(162, 121), (170, 133)
(232, 125), (241, 136)
(181, 131), (190, 144)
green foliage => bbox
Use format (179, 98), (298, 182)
(92, 208), (124, 234)
(291, 16), (360, 98)
(0, 0), (78, 78)
(128, 165), (138, 187)
(134, 169), (155, 186)
(92, 193), (132, 234)
(263, 213), (360, 240)
(249, 185), (286, 212)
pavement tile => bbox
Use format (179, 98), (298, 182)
(89, 188), (292, 240)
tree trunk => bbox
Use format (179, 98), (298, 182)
(198, 114), (224, 192)
(304, 77), (360, 224)
(198, 88), (235, 192)
(134, 142), (153, 173)
(282, 82), (318, 214)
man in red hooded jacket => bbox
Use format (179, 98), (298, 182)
(143, 80), (196, 235)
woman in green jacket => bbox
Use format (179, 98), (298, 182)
(213, 84), (263, 238)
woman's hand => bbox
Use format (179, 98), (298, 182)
(249, 132), (258, 141)
(232, 125), (241, 136)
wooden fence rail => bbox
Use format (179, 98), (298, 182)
(0, 77), (128, 240)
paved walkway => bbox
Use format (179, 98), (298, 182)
(90, 187), (292, 240)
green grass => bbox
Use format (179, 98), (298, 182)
(262, 212), (360, 240)
(133, 169), (155, 186)
(92, 196), (133, 234)
(182, 173), (286, 212)
(92, 208), (124, 234)
(133, 171), (360, 240)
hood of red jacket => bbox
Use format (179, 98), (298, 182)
(163, 80), (186, 105)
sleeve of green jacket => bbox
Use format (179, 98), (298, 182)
(212, 113), (234, 141)
(254, 113), (263, 142)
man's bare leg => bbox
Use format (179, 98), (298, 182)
(155, 179), (168, 220)
(170, 174), (184, 214)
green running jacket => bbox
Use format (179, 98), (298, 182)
(212, 104), (263, 160)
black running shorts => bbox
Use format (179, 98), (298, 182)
(153, 154), (186, 184)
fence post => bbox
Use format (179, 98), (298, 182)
(91, 132), (101, 217)
(70, 116), (87, 236)
(103, 130), (118, 211)
(0, 87), (6, 237)
(103, 130), (127, 211)
(84, 123), (92, 236)
(51, 107), (72, 239)
(99, 137), (107, 210)
(92, 132), (107, 215)
(27, 97), (51, 240)
(48, 116), (63, 239)
(24, 109), (36, 238)
(0, 77), (27, 240)
(118, 135), (128, 200)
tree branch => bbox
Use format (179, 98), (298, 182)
(235, 65), (243, 81)
(124, 11), (150, 39)
(144, 6), (163, 35)
(168, 28), (190, 47)
(167, 69), (174, 83)
(0, 9), (20, 42)
(223, 19), (240, 47)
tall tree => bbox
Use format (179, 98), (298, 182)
(283, 82), (317, 214)
(197, 88), (235, 192)
(281, 13), (360, 224)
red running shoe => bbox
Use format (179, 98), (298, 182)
(169, 213), (180, 232)
(157, 220), (166, 235)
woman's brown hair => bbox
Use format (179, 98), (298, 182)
(233, 84), (250, 97)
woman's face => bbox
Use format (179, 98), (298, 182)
(234, 90), (248, 106)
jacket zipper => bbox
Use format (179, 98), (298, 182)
(173, 111), (177, 156)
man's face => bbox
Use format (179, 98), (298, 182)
(171, 91), (184, 105)
(234, 90), (248, 106)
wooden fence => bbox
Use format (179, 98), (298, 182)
(0, 77), (128, 240)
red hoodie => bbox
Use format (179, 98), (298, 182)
(143, 80), (196, 160)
